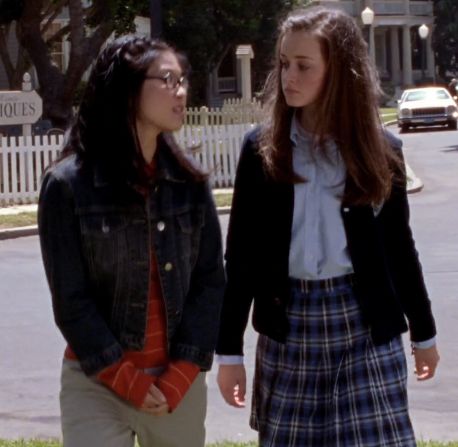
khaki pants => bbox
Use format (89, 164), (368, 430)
(60, 360), (207, 447)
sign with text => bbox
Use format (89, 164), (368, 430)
(0, 90), (43, 125)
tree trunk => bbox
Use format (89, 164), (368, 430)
(16, 0), (114, 128)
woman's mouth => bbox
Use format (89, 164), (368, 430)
(284, 88), (300, 95)
(173, 105), (185, 116)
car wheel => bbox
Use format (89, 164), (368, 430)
(448, 121), (458, 130)
(400, 124), (409, 133)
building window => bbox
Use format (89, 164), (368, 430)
(43, 22), (65, 71)
(411, 28), (422, 71)
(217, 49), (237, 93)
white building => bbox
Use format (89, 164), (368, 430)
(309, 0), (435, 86)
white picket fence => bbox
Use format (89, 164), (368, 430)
(175, 122), (256, 188)
(0, 122), (257, 206)
(0, 135), (62, 205)
(185, 99), (264, 126)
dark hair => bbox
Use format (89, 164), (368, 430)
(60, 35), (206, 184)
(259, 6), (400, 205)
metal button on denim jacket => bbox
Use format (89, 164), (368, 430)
(38, 147), (225, 376)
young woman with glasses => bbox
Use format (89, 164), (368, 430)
(38, 35), (225, 447)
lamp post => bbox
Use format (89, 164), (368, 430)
(361, 7), (375, 65)
(418, 24), (429, 83)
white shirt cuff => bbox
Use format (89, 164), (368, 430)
(216, 355), (244, 365)
(411, 336), (436, 349)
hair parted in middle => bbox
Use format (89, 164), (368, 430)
(259, 6), (401, 206)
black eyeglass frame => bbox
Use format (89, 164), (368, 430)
(144, 71), (189, 90)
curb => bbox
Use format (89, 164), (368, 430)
(406, 163), (424, 194)
(385, 120), (398, 127)
(0, 225), (39, 241)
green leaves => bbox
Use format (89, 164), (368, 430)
(0, 0), (24, 24)
(162, 0), (296, 104)
(433, 0), (458, 78)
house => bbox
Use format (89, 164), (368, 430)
(1, 1), (436, 105)
(308, 0), (435, 86)
(206, 0), (435, 106)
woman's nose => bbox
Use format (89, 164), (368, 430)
(175, 84), (187, 98)
(283, 68), (297, 86)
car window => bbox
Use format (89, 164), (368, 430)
(435, 90), (449, 99)
(404, 89), (450, 102)
(405, 91), (427, 101)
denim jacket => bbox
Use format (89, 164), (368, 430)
(38, 143), (225, 376)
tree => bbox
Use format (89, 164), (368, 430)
(0, 0), (146, 127)
(433, 0), (458, 80)
(0, 0), (29, 90)
(162, 0), (300, 104)
(0, 0), (301, 125)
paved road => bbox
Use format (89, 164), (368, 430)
(1, 126), (457, 443)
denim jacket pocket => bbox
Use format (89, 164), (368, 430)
(79, 213), (130, 293)
(176, 207), (205, 256)
(176, 209), (204, 234)
(168, 207), (205, 295)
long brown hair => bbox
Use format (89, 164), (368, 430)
(259, 6), (400, 205)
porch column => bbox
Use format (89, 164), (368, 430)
(236, 45), (254, 101)
(390, 27), (401, 85)
(369, 24), (376, 67)
(402, 25), (413, 86)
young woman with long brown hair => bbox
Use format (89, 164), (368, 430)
(216, 6), (439, 446)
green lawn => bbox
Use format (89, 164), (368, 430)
(213, 192), (232, 207)
(1, 441), (458, 447)
(0, 212), (37, 229)
(380, 107), (397, 124)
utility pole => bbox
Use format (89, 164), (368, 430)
(150, 0), (162, 38)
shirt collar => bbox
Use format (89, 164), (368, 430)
(290, 113), (341, 166)
(290, 113), (315, 146)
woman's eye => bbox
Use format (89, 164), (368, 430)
(298, 65), (310, 72)
(280, 61), (289, 69)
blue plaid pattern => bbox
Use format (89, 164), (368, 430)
(250, 274), (416, 446)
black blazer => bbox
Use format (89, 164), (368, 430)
(216, 128), (436, 356)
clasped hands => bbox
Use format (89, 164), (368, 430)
(141, 383), (169, 416)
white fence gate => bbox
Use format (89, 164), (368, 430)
(0, 135), (62, 206)
(175, 123), (256, 188)
(0, 123), (257, 206)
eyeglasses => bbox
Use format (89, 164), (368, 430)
(144, 71), (189, 90)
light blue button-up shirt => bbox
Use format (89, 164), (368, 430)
(288, 116), (354, 280)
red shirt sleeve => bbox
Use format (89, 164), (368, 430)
(156, 360), (200, 412)
(97, 357), (157, 408)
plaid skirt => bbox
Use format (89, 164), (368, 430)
(250, 274), (416, 447)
